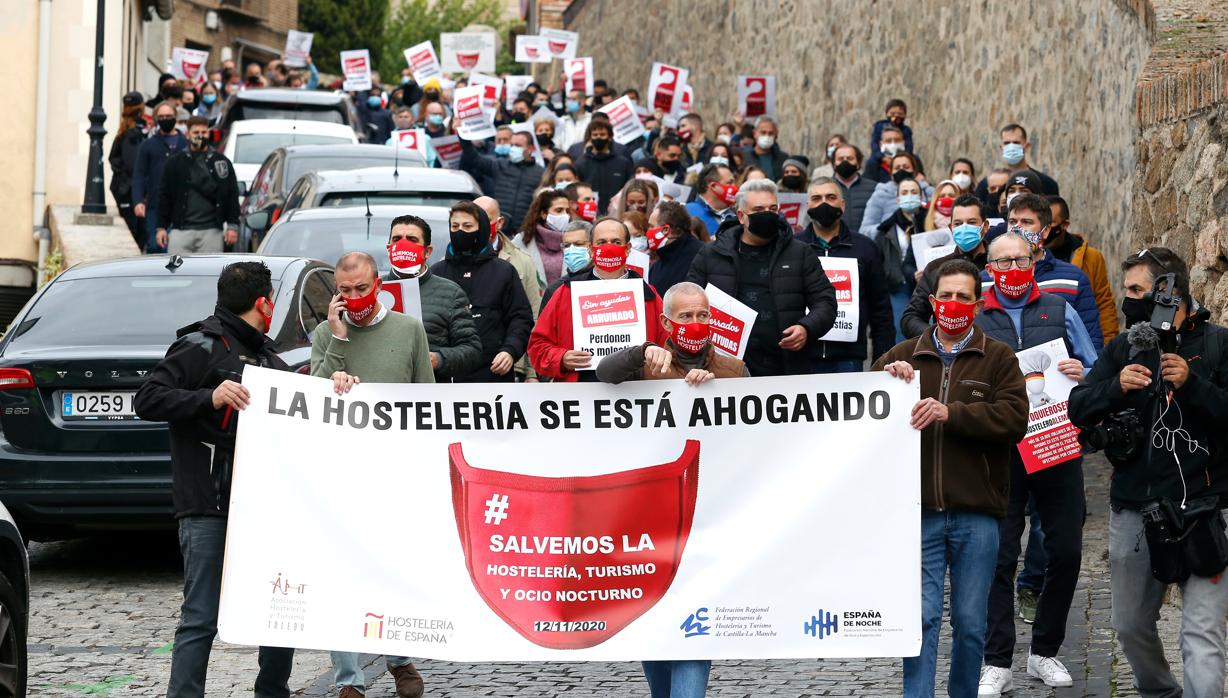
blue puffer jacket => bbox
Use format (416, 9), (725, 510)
(980, 249), (1104, 352)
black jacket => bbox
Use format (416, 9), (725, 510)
(156, 150), (241, 232)
(975, 167), (1060, 198)
(459, 140), (544, 232)
(795, 222), (895, 362)
(836, 175), (878, 233)
(574, 148), (634, 215)
(384, 269), (483, 381)
(901, 247), (989, 339)
(875, 209), (920, 293)
(1069, 307), (1228, 509)
(134, 308), (287, 518)
(431, 247), (534, 382)
(737, 142), (788, 181)
(108, 125), (147, 204)
(648, 234), (703, 298)
(687, 217), (838, 375)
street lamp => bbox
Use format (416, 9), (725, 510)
(81, 0), (107, 215)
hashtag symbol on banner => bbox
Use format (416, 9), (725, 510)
(483, 494), (510, 525)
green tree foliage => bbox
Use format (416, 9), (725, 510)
(380, 0), (521, 82)
(300, 0), (389, 77)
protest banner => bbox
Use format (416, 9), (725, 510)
(570, 279), (647, 370)
(777, 193), (810, 231)
(652, 177), (691, 204)
(218, 367), (921, 661)
(283, 31), (314, 68)
(515, 36), (552, 64)
(648, 63), (689, 116)
(704, 284), (757, 360)
(431, 135), (463, 169)
(818, 257), (859, 343)
(171, 48), (209, 89)
(737, 76), (777, 119)
(626, 248), (650, 280)
(440, 33), (496, 73)
(340, 49), (372, 91)
(390, 129), (429, 160)
(454, 85), (497, 141)
(679, 83), (694, 114)
(540, 27), (579, 59)
(598, 96), (646, 145)
(565, 58), (595, 96)
(404, 40), (442, 83)
(1014, 340), (1082, 474)
(910, 230), (956, 272)
(468, 72), (504, 113)
(505, 75), (534, 110)
(378, 278), (423, 322)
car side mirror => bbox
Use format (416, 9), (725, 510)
(244, 210), (269, 231)
(237, 180), (248, 198)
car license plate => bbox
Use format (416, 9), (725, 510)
(61, 391), (138, 420)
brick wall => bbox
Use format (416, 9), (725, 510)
(172, 0), (299, 69)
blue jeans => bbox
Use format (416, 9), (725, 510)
(331, 652), (413, 690)
(1016, 503), (1045, 593)
(810, 359), (864, 374)
(889, 288), (911, 344)
(167, 517), (294, 697)
(642, 660), (711, 698)
(904, 510), (999, 698)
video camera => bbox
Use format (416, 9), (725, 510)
(1077, 408), (1142, 464)
(1148, 272), (1182, 353)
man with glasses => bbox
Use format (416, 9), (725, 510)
(974, 231), (1096, 696)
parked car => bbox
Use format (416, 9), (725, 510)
(278, 166), (481, 217)
(258, 204), (451, 272)
(223, 119), (359, 197)
(0, 254), (335, 541)
(240, 144), (426, 249)
(208, 88), (364, 146)
(0, 501), (27, 697)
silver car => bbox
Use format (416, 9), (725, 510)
(278, 166), (481, 216)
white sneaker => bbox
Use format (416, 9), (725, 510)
(1027, 654), (1073, 687)
(978, 665), (1013, 696)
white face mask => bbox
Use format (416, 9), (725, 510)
(756, 135), (775, 150)
(717, 133), (731, 145)
(545, 212), (570, 232)
(881, 142), (903, 157)
(631, 236), (648, 252)
(952, 173), (972, 190)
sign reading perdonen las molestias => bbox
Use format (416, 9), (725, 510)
(218, 367), (922, 661)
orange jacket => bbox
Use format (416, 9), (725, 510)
(1071, 239), (1119, 342)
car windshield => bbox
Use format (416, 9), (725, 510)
(285, 155), (408, 186)
(5, 276), (266, 349)
(237, 104), (346, 125)
(260, 215), (449, 271)
(319, 192), (470, 208)
(235, 134), (352, 165)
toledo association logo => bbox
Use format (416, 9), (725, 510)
(363, 612), (385, 640)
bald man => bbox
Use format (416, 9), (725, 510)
(476, 195), (542, 381)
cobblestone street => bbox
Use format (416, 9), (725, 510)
(27, 454), (1191, 696)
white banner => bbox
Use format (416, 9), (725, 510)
(648, 63), (688, 117)
(404, 41), (443, 84)
(818, 257), (859, 343)
(440, 33), (496, 74)
(219, 367), (921, 661)
(737, 76), (776, 120)
(626, 248), (651, 280)
(390, 129), (429, 160)
(431, 135), (463, 169)
(570, 279), (647, 370)
(565, 57), (594, 96)
(540, 28), (579, 60)
(515, 36), (552, 64)
(379, 278), (423, 321)
(1014, 340), (1082, 474)
(283, 31), (314, 68)
(171, 47), (209, 89)
(454, 85), (497, 141)
(468, 71), (504, 114)
(599, 96), (647, 145)
(653, 178), (691, 204)
(777, 193), (810, 231)
(911, 230), (956, 272)
(505, 75), (534, 110)
(340, 49), (372, 92)
(704, 284), (757, 360)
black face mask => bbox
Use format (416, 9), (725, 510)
(1122, 296), (1152, 327)
(510, 113), (526, 124)
(537, 135), (554, 149)
(891, 169), (912, 184)
(156, 117), (177, 134)
(781, 174), (805, 190)
(450, 229), (484, 255)
(590, 138), (610, 152)
(662, 160), (682, 173)
(425, 91), (440, 102)
(745, 211), (778, 240)
(834, 161), (858, 179)
(808, 203), (843, 230)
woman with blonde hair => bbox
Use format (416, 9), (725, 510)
(923, 180), (962, 231)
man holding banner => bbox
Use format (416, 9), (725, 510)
(460, 131), (543, 233)
(873, 258), (1029, 698)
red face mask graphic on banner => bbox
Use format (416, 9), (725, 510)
(593, 243), (627, 273)
(457, 53), (480, 70)
(577, 200), (598, 223)
(933, 298), (976, 334)
(671, 321), (710, 354)
(645, 225), (670, 252)
(344, 281), (381, 323)
(449, 440), (700, 649)
(993, 267), (1034, 298)
(388, 239), (426, 276)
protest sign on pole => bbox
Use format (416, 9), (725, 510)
(505, 75), (534, 109)
(648, 63), (689, 116)
(378, 278), (423, 321)
(910, 230), (957, 272)
(171, 48), (209, 89)
(440, 33), (496, 73)
(431, 135), (463, 169)
(1015, 340), (1083, 474)
(219, 367), (921, 661)
(390, 129), (429, 160)
(283, 31), (314, 68)
(515, 36), (552, 64)
(598, 96), (647, 145)
(340, 49), (372, 92)
(404, 40), (442, 83)
(565, 57), (595, 96)
(777, 193), (810, 231)
(570, 279), (647, 370)
(540, 27), (579, 60)
(704, 284), (757, 360)
(817, 257), (860, 343)
(454, 85), (497, 141)
(468, 72), (504, 113)
(737, 76), (777, 119)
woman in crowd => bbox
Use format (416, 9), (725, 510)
(949, 157), (978, 194)
(812, 133), (848, 179)
(923, 179), (961, 231)
(875, 176), (925, 342)
(512, 189), (574, 287)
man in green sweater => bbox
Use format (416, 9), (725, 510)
(311, 251), (432, 695)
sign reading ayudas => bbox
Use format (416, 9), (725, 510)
(218, 367), (921, 661)
(570, 279), (646, 370)
(818, 257), (860, 343)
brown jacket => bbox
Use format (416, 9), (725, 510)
(872, 325), (1028, 518)
(1070, 239), (1119, 342)
(595, 341), (748, 384)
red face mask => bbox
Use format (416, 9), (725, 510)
(260, 298), (274, 334)
(932, 298), (976, 334)
(577, 200), (598, 222)
(713, 182), (738, 206)
(993, 267), (1034, 298)
(449, 440), (700, 649)
(343, 281), (381, 323)
(489, 221), (500, 243)
(670, 320), (709, 354)
(677, 127), (693, 143)
(593, 243), (628, 273)
(936, 196), (955, 217)
(388, 239), (426, 276)
(646, 225), (670, 252)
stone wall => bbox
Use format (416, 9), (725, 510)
(565, 0), (1153, 286)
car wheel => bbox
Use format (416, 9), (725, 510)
(0, 573), (26, 697)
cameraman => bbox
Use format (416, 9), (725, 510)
(1069, 247), (1228, 698)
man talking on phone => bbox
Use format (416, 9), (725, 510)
(311, 251), (433, 697)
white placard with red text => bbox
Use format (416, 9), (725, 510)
(704, 284), (757, 360)
(505, 75), (534, 109)
(648, 63), (689, 117)
(515, 36), (552, 64)
(378, 278), (423, 322)
(565, 57), (594, 96)
(340, 49), (372, 91)
(679, 84), (694, 115)
(1015, 340), (1082, 474)
(598, 96), (647, 145)
(390, 129), (429, 159)
(777, 194), (810, 231)
(626, 248), (651, 280)
(404, 41), (443, 83)
(284, 31), (314, 68)
(570, 279), (647, 370)
(737, 76), (777, 120)
(440, 33), (496, 73)
(818, 257), (859, 343)
(540, 27), (579, 60)
(468, 72), (504, 114)
(171, 48), (209, 89)
(454, 85), (497, 141)
(431, 135), (463, 169)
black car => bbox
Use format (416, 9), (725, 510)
(0, 502), (26, 696)
(209, 88), (364, 148)
(0, 254), (336, 541)
(240, 143), (426, 249)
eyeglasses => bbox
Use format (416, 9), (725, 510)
(989, 256), (1034, 271)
